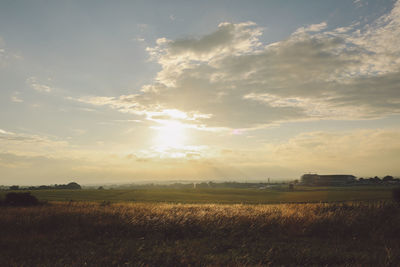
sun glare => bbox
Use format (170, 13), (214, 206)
(154, 120), (186, 150)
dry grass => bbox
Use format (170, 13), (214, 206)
(1, 201), (400, 266)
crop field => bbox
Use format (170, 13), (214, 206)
(0, 185), (394, 204)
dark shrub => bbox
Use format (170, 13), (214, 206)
(393, 188), (400, 204)
(4, 192), (39, 206)
(66, 182), (81, 189)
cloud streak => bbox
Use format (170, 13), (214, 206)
(27, 77), (52, 93)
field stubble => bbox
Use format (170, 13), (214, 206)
(1, 201), (400, 266)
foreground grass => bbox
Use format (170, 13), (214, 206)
(0, 186), (394, 204)
(1, 201), (400, 266)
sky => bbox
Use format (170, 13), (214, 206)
(1, 0), (400, 185)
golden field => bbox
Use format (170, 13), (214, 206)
(1, 200), (400, 266)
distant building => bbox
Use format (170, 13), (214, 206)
(301, 174), (356, 186)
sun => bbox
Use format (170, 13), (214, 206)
(154, 120), (186, 149)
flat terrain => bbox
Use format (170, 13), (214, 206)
(0, 185), (394, 204)
(1, 201), (400, 266)
(1, 186), (399, 266)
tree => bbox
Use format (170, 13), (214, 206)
(9, 185), (19, 190)
(373, 176), (381, 183)
(66, 182), (81, 189)
(383, 175), (394, 182)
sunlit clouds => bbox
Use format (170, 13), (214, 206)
(79, 2), (400, 128)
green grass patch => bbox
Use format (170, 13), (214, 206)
(0, 185), (394, 204)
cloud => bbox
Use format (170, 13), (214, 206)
(0, 36), (10, 67)
(76, 2), (400, 130)
(0, 36), (23, 67)
(27, 76), (52, 92)
(0, 36), (6, 64)
(11, 92), (23, 103)
(0, 130), (69, 157)
(353, 0), (365, 8)
(146, 21), (263, 88)
(135, 37), (145, 43)
(294, 22), (328, 34)
(0, 129), (14, 135)
(148, 22), (262, 63)
(11, 96), (23, 103)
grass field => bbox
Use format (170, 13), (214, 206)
(1, 186), (399, 266)
(0, 185), (394, 204)
(1, 201), (400, 266)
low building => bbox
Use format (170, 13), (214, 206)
(301, 174), (356, 186)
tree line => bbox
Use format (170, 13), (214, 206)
(8, 182), (81, 190)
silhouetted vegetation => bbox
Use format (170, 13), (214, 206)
(2, 192), (39, 206)
(358, 176), (400, 185)
(288, 183), (294, 190)
(393, 188), (400, 204)
(384, 175), (394, 182)
(9, 182), (82, 190)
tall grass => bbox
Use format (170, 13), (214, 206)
(1, 201), (400, 266)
